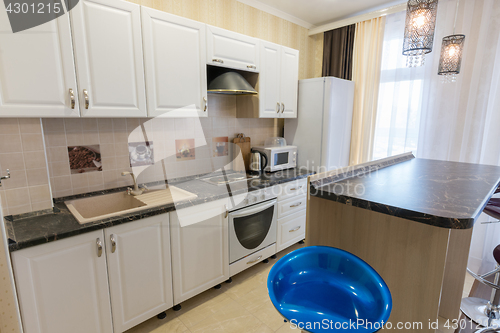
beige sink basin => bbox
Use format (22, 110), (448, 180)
(66, 186), (197, 224)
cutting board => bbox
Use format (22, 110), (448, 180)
(233, 134), (251, 172)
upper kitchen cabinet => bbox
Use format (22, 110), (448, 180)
(279, 46), (299, 118)
(141, 8), (207, 118)
(237, 42), (299, 118)
(70, 0), (147, 117)
(0, 5), (80, 117)
(206, 25), (259, 72)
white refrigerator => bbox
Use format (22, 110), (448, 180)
(284, 77), (355, 172)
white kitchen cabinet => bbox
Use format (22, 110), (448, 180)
(0, 5), (80, 117)
(206, 25), (259, 72)
(105, 215), (172, 333)
(277, 210), (306, 252)
(254, 42), (299, 118)
(170, 198), (229, 304)
(11, 230), (113, 333)
(280, 46), (299, 118)
(70, 0), (147, 117)
(141, 7), (207, 118)
(259, 41), (281, 118)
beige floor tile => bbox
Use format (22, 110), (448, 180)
(124, 310), (187, 333)
(252, 299), (286, 331)
(177, 293), (233, 328)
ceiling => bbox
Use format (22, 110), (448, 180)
(240, 0), (407, 28)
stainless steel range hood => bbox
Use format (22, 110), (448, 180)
(207, 72), (257, 95)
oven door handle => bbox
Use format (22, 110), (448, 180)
(230, 199), (277, 218)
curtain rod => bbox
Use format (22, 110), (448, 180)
(308, 3), (407, 36)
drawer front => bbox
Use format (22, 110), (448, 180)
(229, 243), (276, 277)
(277, 211), (306, 252)
(278, 179), (307, 201)
(278, 194), (306, 218)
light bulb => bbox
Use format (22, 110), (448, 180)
(448, 45), (457, 57)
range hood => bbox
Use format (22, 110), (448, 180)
(207, 72), (257, 95)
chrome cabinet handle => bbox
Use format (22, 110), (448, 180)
(83, 89), (89, 109)
(212, 59), (224, 64)
(0, 169), (10, 187)
(289, 226), (301, 233)
(247, 65), (256, 69)
(290, 186), (302, 191)
(96, 238), (103, 257)
(290, 202), (302, 208)
(203, 96), (207, 112)
(110, 234), (116, 253)
(247, 256), (262, 265)
(225, 205), (228, 218)
(69, 89), (75, 109)
(276, 102), (280, 113)
(281, 103), (285, 113)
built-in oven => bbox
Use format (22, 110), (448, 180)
(229, 197), (277, 264)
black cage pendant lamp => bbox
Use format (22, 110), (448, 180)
(438, 0), (465, 83)
(403, 0), (439, 67)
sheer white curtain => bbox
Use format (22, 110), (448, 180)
(416, 0), (500, 273)
(372, 12), (425, 160)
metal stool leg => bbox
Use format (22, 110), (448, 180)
(462, 265), (500, 328)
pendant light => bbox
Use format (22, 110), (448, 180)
(438, 0), (465, 83)
(403, 0), (439, 67)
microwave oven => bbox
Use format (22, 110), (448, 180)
(251, 145), (297, 172)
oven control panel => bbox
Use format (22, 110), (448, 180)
(230, 187), (278, 211)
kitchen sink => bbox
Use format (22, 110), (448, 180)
(65, 186), (197, 224)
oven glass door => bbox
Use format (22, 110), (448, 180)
(229, 199), (277, 263)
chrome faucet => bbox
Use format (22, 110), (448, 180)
(121, 171), (147, 196)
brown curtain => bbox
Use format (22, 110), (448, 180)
(322, 24), (356, 80)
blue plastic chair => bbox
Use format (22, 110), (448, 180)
(267, 246), (392, 333)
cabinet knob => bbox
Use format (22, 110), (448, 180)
(110, 234), (116, 253)
(247, 65), (256, 70)
(96, 238), (103, 257)
(212, 59), (224, 64)
(203, 96), (207, 112)
(69, 89), (75, 109)
(83, 89), (89, 109)
(276, 102), (280, 113)
(281, 103), (285, 113)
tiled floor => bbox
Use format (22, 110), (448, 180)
(126, 243), (476, 333)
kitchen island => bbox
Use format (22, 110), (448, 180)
(306, 153), (500, 332)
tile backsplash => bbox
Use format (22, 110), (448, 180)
(0, 95), (277, 215)
(0, 119), (52, 216)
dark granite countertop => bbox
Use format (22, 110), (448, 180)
(310, 155), (500, 229)
(6, 168), (313, 252)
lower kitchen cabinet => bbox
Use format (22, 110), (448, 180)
(11, 214), (172, 333)
(11, 230), (113, 333)
(104, 215), (172, 333)
(169, 198), (229, 304)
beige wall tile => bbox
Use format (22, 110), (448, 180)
(42, 118), (65, 132)
(18, 118), (42, 134)
(5, 187), (29, 207)
(1, 169), (27, 190)
(50, 161), (70, 177)
(82, 118), (98, 132)
(0, 134), (22, 153)
(87, 172), (104, 187)
(0, 152), (25, 171)
(8, 204), (32, 215)
(28, 185), (51, 203)
(44, 132), (67, 147)
(0, 119), (19, 134)
(51, 176), (71, 192)
(21, 133), (44, 151)
(24, 151), (47, 170)
(31, 200), (52, 211)
(47, 147), (68, 163)
(64, 119), (83, 132)
(26, 168), (49, 186)
(71, 173), (88, 189)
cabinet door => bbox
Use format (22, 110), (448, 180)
(206, 25), (259, 72)
(142, 7), (207, 118)
(105, 215), (172, 333)
(259, 41), (281, 118)
(70, 0), (147, 117)
(11, 231), (112, 333)
(280, 46), (299, 118)
(0, 6), (79, 117)
(170, 198), (229, 304)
